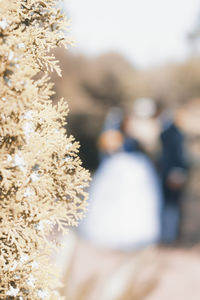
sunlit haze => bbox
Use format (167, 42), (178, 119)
(64, 0), (199, 68)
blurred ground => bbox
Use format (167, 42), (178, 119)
(146, 248), (200, 300)
(55, 232), (200, 300)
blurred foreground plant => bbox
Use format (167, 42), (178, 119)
(0, 0), (89, 299)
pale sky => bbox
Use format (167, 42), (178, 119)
(64, 0), (200, 68)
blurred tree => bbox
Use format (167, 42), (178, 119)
(52, 46), (200, 170)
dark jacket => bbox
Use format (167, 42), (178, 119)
(160, 123), (187, 204)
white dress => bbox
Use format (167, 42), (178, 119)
(79, 152), (162, 250)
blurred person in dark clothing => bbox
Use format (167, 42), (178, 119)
(128, 98), (188, 244)
(155, 101), (188, 244)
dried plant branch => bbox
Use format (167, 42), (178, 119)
(0, 1), (89, 299)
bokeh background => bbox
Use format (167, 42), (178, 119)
(52, 1), (200, 299)
(53, 0), (200, 243)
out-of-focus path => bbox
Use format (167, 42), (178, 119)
(146, 248), (200, 300)
(55, 232), (200, 300)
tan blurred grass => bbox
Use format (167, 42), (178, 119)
(56, 233), (200, 300)
(58, 234), (162, 300)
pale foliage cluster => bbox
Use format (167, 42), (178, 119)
(0, 0), (89, 299)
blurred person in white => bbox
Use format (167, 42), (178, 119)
(79, 106), (163, 250)
(128, 98), (188, 244)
